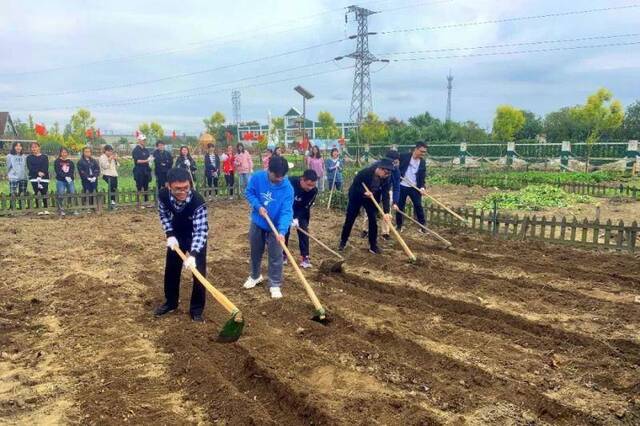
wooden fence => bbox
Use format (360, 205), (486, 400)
(323, 191), (639, 253)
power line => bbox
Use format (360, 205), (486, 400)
(5, 39), (346, 98)
(388, 40), (640, 61)
(26, 66), (353, 112)
(379, 4), (640, 34)
(378, 33), (640, 55)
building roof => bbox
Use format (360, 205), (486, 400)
(284, 107), (302, 117)
(0, 112), (18, 138)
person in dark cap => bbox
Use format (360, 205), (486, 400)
(361, 149), (401, 240)
(339, 158), (394, 254)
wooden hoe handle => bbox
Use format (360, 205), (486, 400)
(173, 246), (240, 316)
(263, 215), (325, 313)
(395, 208), (452, 247)
(362, 183), (416, 261)
(295, 226), (344, 260)
(400, 176), (469, 225)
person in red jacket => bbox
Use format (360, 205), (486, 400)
(221, 145), (235, 198)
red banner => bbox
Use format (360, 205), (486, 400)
(86, 128), (93, 138)
(35, 123), (47, 136)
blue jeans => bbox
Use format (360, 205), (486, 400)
(239, 173), (251, 192)
(56, 180), (75, 212)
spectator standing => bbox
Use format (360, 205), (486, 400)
(306, 145), (325, 192)
(220, 145), (235, 198)
(152, 140), (173, 190)
(174, 146), (197, 184)
(325, 147), (343, 192)
(54, 147), (76, 215)
(132, 133), (152, 202)
(26, 142), (50, 212)
(262, 148), (273, 171)
(6, 142), (28, 209)
(99, 145), (119, 206)
(204, 143), (221, 194)
(77, 146), (100, 207)
(234, 142), (253, 193)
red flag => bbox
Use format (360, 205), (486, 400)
(85, 128), (93, 138)
(172, 130), (177, 139)
(35, 123), (47, 136)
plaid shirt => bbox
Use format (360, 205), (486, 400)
(158, 191), (208, 255)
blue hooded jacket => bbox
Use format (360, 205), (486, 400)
(245, 170), (294, 235)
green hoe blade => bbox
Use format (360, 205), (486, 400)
(216, 311), (245, 343)
(312, 307), (330, 325)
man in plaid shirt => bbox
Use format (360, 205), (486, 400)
(155, 167), (209, 322)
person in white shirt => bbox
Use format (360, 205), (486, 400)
(396, 141), (428, 232)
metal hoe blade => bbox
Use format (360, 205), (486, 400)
(216, 311), (245, 343)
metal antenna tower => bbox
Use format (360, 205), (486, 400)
(337, 6), (388, 124)
(446, 70), (453, 122)
(231, 89), (241, 124)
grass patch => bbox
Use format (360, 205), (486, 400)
(474, 184), (594, 211)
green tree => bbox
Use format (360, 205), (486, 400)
(68, 108), (96, 151)
(543, 107), (588, 143)
(360, 112), (389, 145)
(571, 88), (624, 169)
(492, 105), (525, 141)
(622, 100), (640, 140)
(138, 122), (165, 140)
(203, 112), (226, 135)
(315, 111), (340, 139)
(514, 110), (543, 141)
(408, 112), (437, 128)
(13, 118), (35, 139)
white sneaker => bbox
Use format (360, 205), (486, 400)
(243, 275), (264, 289)
(270, 287), (283, 299)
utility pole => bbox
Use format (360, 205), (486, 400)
(335, 5), (388, 162)
(446, 70), (453, 122)
(231, 89), (241, 125)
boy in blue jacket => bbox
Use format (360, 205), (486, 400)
(243, 156), (294, 299)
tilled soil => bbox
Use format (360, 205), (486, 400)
(1, 201), (639, 425)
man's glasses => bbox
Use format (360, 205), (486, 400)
(170, 188), (190, 194)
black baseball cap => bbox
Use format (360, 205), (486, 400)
(375, 158), (395, 171)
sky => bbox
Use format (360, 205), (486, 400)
(1, 0), (639, 135)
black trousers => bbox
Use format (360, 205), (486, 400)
(163, 244), (206, 315)
(31, 182), (49, 208)
(224, 172), (234, 196)
(285, 216), (310, 258)
(340, 195), (380, 250)
(135, 172), (151, 201)
(206, 175), (219, 194)
(103, 175), (118, 202)
(396, 186), (426, 230)
(156, 172), (168, 191)
(81, 179), (97, 205)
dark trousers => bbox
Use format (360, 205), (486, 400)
(103, 176), (118, 202)
(340, 195), (380, 250)
(135, 173), (151, 201)
(285, 216), (310, 258)
(206, 175), (219, 194)
(224, 172), (234, 196)
(31, 181), (49, 208)
(163, 244), (207, 315)
(396, 186), (426, 230)
(81, 179), (97, 205)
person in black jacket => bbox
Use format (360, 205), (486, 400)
(26, 142), (50, 210)
(77, 147), (100, 206)
(54, 147), (76, 216)
(204, 143), (220, 194)
(155, 168), (209, 322)
(284, 169), (318, 268)
(175, 146), (197, 185)
(339, 159), (394, 254)
(397, 141), (428, 232)
(132, 133), (152, 201)
(152, 140), (173, 190)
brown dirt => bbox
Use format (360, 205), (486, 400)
(1, 201), (639, 425)
(429, 184), (640, 224)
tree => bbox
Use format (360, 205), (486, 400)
(138, 122), (165, 140)
(408, 112), (437, 128)
(360, 112), (389, 145)
(492, 105), (525, 141)
(68, 108), (96, 151)
(315, 111), (340, 139)
(203, 112), (226, 135)
(514, 110), (543, 141)
(13, 118), (35, 139)
(269, 117), (285, 145)
(622, 100), (640, 140)
(571, 88), (624, 169)
(543, 107), (588, 143)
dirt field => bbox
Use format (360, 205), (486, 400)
(1, 201), (639, 425)
(430, 184), (640, 224)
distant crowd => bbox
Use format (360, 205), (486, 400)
(3, 133), (345, 215)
